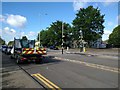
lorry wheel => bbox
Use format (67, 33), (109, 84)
(35, 60), (40, 64)
(35, 59), (42, 64)
(16, 58), (21, 64)
(10, 55), (13, 59)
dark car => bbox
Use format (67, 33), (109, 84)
(2, 45), (8, 53)
(49, 46), (59, 50)
(50, 46), (55, 49)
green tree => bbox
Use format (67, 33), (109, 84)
(0, 36), (5, 45)
(72, 6), (105, 46)
(108, 25), (120, 47)
(8, 41), (14, 46)
(37, 20), (72, 47)
(22, 36), (28, 40)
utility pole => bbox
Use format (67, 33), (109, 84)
(62, 22), (64, 54)
(39, 32), (40, 47)
(39, 13), (47, 47)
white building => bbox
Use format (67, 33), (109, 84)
(91, 38), (106, 48)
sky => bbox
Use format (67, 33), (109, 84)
(0, 1), (119, 44)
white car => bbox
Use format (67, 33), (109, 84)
(6, 46), (12, 54)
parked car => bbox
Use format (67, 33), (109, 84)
(0, 45), (2, 51)
(2, 45), (8, 53)
(6, 46), (12, 55)
(49, 46), (59, 50)
(50, 46), (55, 49)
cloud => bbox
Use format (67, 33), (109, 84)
(3, 27), (16, 35)
(107, 21), (113, 26)
(117, 15), (120, 22)
(102, 0), (118, 6)
(2, 27), (17, 44)
(20, 32), (29, 39)
(103, 2), (112, 6)
(21, 32), (25, 36)
(102, 30), (112, 40)
(10, 29), (16, 33)
(28, 31), (36, 37)
(73, 0), (87, 11)
(0, 29), (2, 35)
(4, 27), (10, 34)
(114, 24), (118, 28)
(14, 31), (36, 39)
(0, 15), (5, 22)
(72, 0), (118, 11)
(104, 30), (112, 35)
(6, 14), (27, 28)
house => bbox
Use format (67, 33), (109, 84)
(91, 38), (106, 48)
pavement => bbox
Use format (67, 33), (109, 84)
(1, 52), (43, 89)
(64, 48), (119, 58)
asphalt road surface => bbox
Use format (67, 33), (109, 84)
(1, 50), (119, 89)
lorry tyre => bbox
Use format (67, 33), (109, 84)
(35, 58), (42, 64)
(35, 60), (40, 64)
(16, 57), (21, 64)
(35, 59), (42, 64)
(10, 55), (13, 59)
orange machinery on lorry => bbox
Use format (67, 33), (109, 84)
(11, 38), (47, 64)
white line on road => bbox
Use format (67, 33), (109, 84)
(54, 57), (119, 73)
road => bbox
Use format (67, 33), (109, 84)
(1, 50), (119, 89)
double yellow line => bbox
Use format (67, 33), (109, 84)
(31, 73), (61, 90)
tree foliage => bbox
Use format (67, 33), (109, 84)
(8, 41), (14, 46)
(37, 20), (72, 47)
(108, 25), (120, 47)
(36, 6), (105, 48)
(72, 6), (105, 45)
(0, 36), (5, 45)
(22, 36), (28, 40)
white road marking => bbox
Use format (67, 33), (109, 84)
(54, 57), (119, 73)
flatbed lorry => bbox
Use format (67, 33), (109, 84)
(11, 38), (47, 64)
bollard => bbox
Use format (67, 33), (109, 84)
(67, 47), (69, 51)
(83, 47), (86, 52)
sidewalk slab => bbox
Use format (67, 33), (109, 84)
(65, 48), (118, 57)
(1, 52), (43, 89)
(2, 69), (43, 88)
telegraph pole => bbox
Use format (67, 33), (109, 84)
(39, 31), (40, 47)
(62, 22), (64, 54)
(39, 13), (47, 47)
